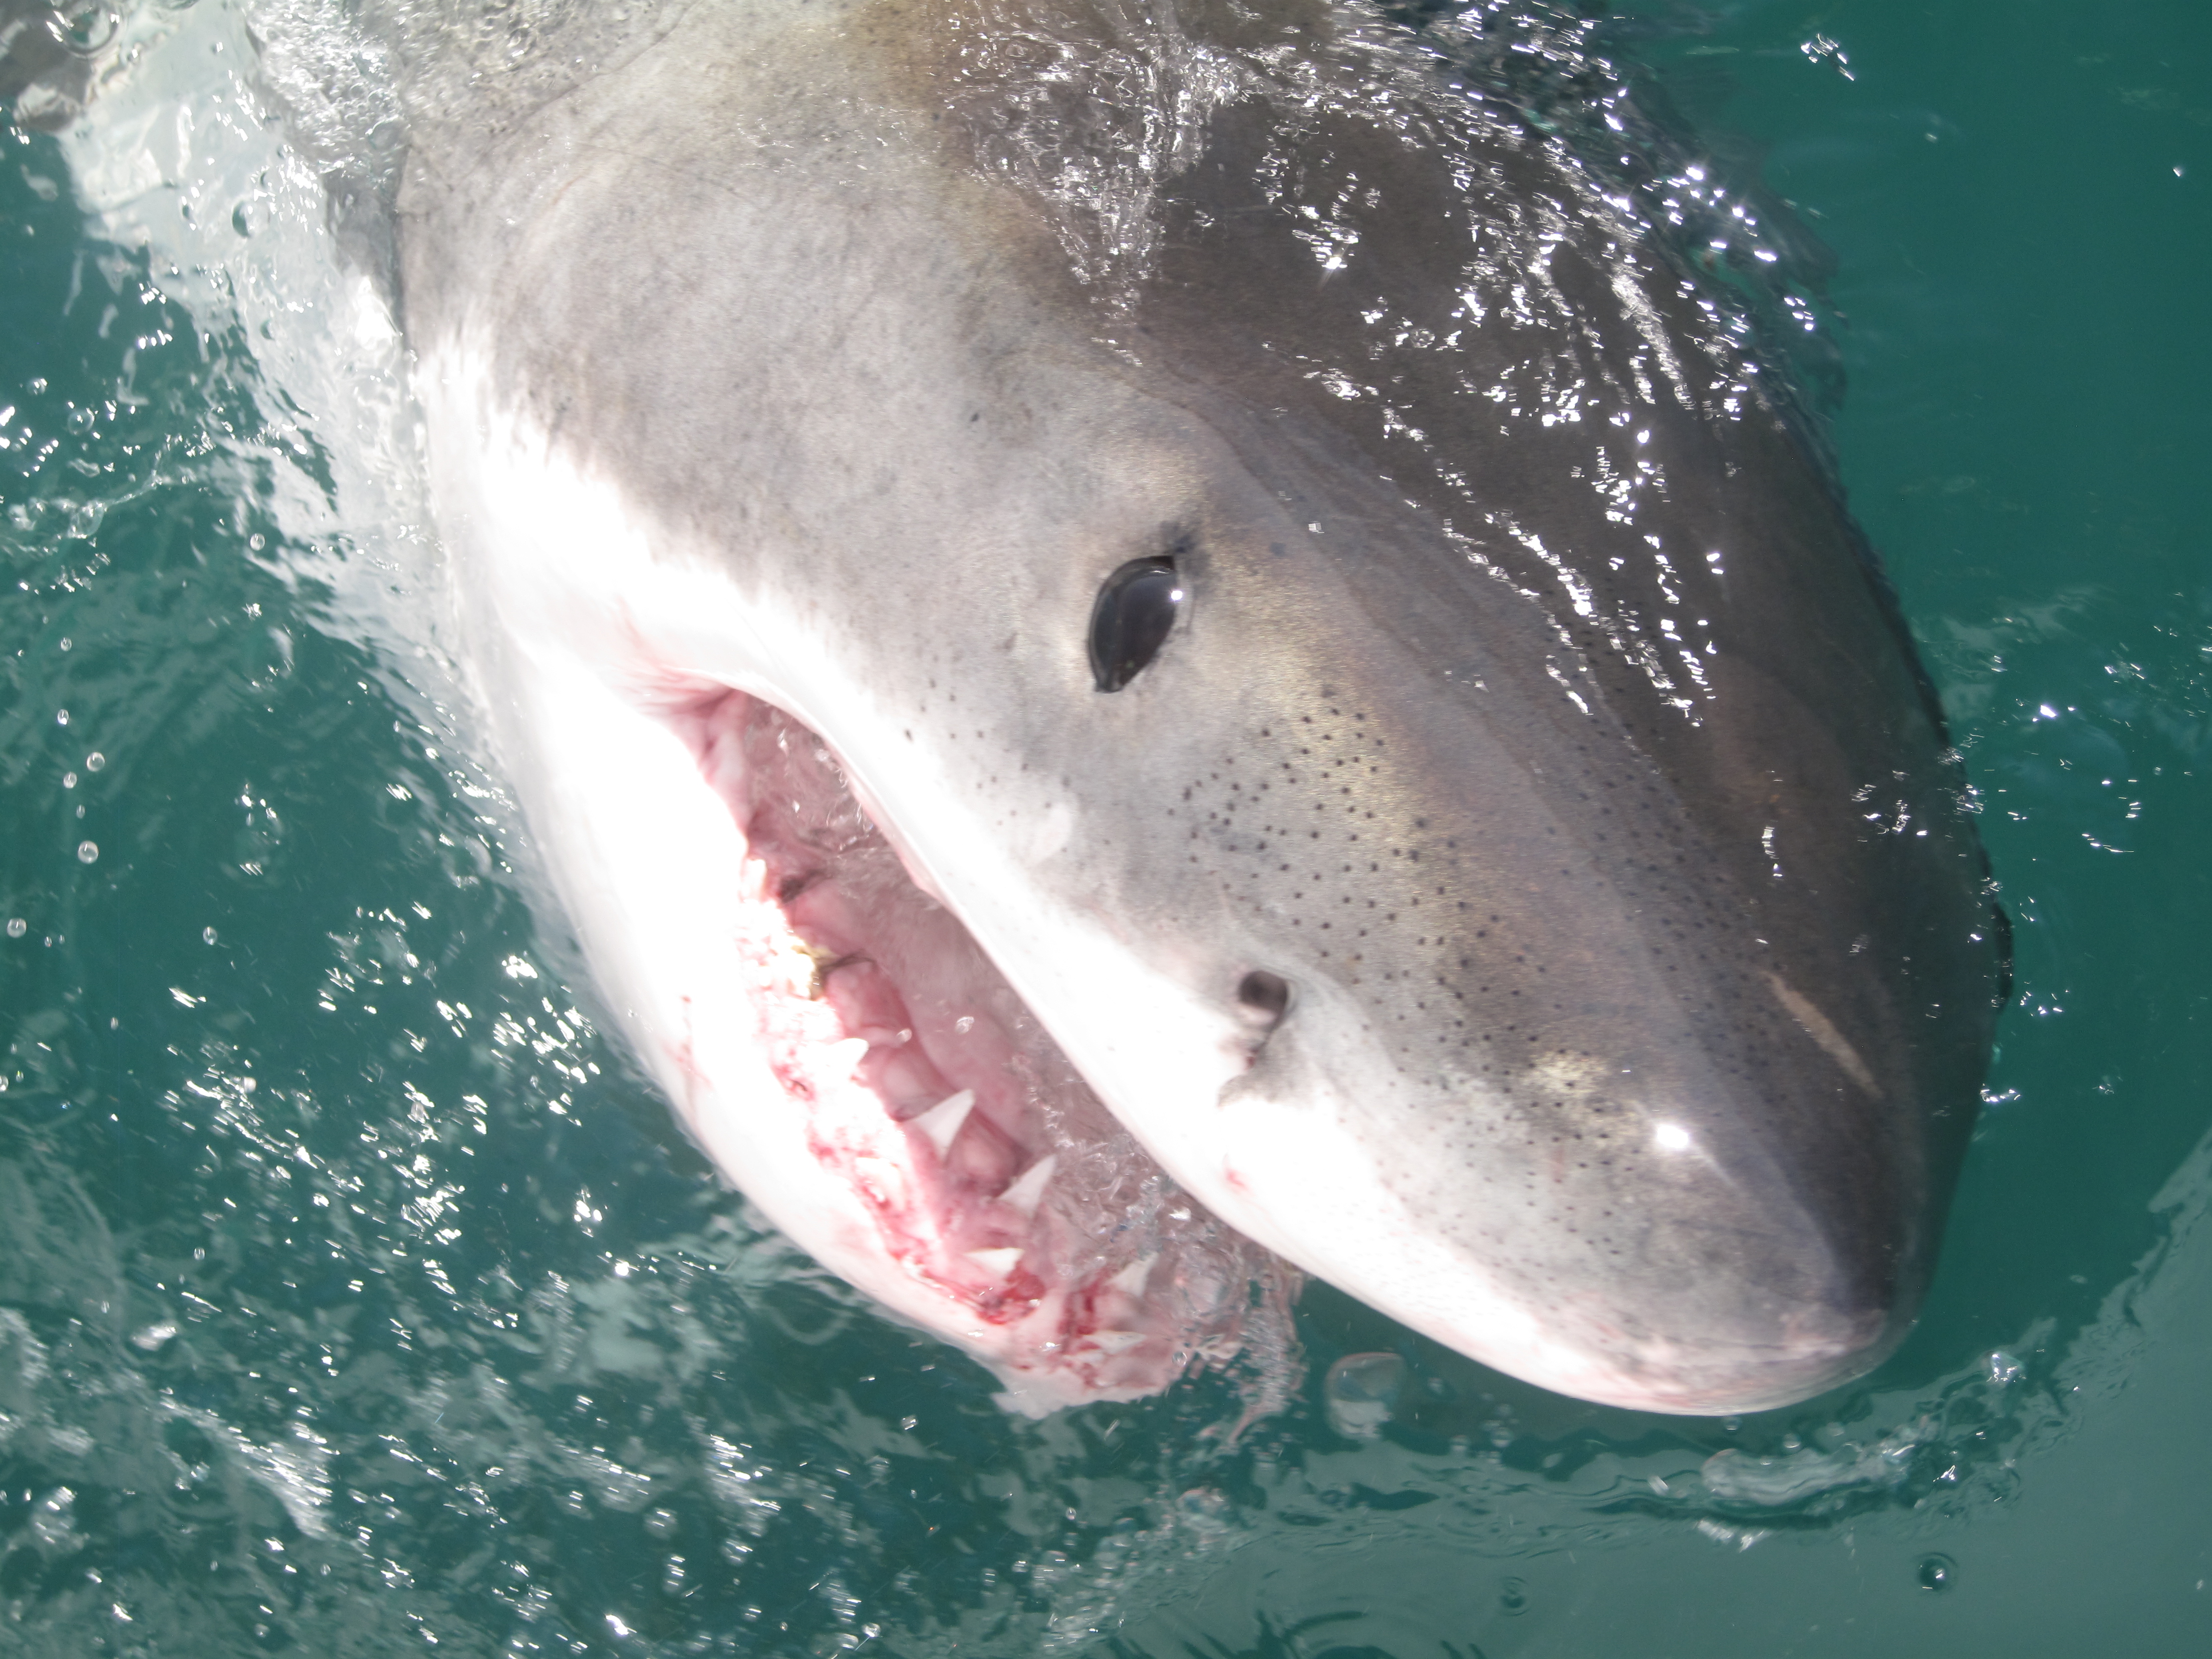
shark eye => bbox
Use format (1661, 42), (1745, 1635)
(1089, 557), (1184, 692)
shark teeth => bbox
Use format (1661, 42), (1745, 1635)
(1108, 1254), (1157, 1298)
(908, 1088), (975, 1158)
(996, 1154), (1057, 1218)
(965, 1246), (1023, 1280)
(821, 1035), (870, 1083)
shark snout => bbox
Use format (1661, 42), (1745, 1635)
(1202, 971), (1919, 1415)
(1557, 1180), (1907, 1413)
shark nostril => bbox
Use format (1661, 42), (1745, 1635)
(1236, 970), (1290, 1024)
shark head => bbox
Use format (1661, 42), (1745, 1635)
(398, 0), (2005, 1414)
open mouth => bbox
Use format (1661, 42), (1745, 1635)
(653, 687), (1294, 1408)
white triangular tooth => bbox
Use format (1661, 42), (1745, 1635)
(908, 1088), (975, 1158)
(996, 1154), (1057, 1218)
(1080, 1329), (1146, 1356)
(1108, 1254), (1157, 1298)
(965, 1247), (1023, 1279)
(821, 1036), (870, 1081)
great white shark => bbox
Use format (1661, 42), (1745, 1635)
(356, 0), (2006, 1415)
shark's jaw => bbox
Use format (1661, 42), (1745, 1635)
(429, 357), (1292, 1413)
(663, 686), (1283, 1406)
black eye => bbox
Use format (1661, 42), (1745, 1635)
(1089, 557), (1185, 692)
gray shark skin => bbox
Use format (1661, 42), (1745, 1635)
(386, 0), (2006, 1414)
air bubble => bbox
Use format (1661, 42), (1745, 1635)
(76, 841), (99, 864)
(1178, 1486), (1228, 1520)
(1324, 1350), (1407, 1440)
(1916, 1554), (1955, 1592)
(203, 927), (218, 945)
(6, 919), (25, 938)
(85, 752), (105, 771)
(1499, 1576), (1530, 1616)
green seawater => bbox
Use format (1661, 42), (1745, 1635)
(2, 1), (2206, 1654)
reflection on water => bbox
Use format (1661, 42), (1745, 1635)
(3, 1), (2209, 1654)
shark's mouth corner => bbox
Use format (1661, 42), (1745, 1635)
(643, 684), (1290, 1409)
